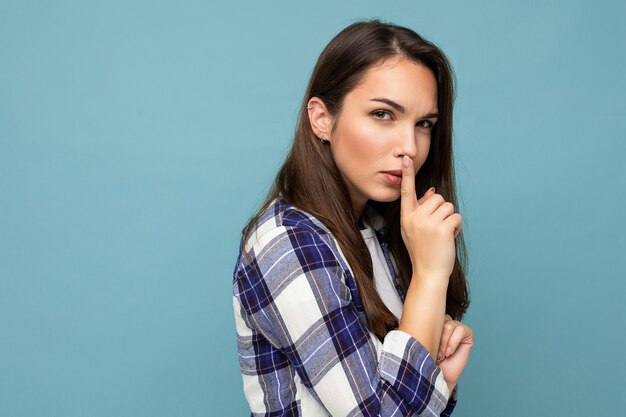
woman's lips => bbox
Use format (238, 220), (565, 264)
(382, 170), (402, 176)
(381, 170), (402, 185)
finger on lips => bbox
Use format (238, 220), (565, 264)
(401, 156), (417, 212)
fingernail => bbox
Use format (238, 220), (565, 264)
(403, 156), (409, 168)
(446, 347), (453, 357)
(429, 187), (436, 193)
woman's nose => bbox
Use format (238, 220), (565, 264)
(396, 128), (418, 159)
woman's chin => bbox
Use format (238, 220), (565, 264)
(369, 190), (401, 203)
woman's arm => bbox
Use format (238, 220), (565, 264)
(398, 155), (472, 392)
(234, 226), (455, 416)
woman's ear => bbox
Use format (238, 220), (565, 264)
(307, 97), (334, 141)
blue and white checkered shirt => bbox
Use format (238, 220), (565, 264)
(233, 195), (458, 416)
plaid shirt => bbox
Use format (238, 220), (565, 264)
(233, 196), (458, 416)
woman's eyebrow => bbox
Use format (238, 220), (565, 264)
(370, 97), (438, 118)
(370, 97), (405, 113)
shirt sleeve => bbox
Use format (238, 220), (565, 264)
(234, 225), (456, 416)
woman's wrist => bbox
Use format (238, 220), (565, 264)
(406, 273), (450, 302)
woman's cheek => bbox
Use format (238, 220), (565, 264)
(350, 123), (384, 153)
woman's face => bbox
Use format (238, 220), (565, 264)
(328, 57), (438, 216)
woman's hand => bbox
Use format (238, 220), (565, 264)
(436, 314), (474, 387)
(400, 156), (462, 284)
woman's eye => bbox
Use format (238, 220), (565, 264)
(416, 120), (435, 128)
(372, 110), (392, 120)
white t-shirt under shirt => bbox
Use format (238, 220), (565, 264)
(359, 216), (404, 321)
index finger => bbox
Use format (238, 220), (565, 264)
(401, 155), (417, 215)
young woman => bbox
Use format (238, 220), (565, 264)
(232, 19), (473, 416)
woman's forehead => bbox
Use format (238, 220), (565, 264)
(346, 58), (438, 112)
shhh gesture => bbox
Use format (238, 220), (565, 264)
(400, 155), (461, 281)
(399, 155), (473, 390)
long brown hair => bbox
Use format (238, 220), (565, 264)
(241, 19), (470, 340)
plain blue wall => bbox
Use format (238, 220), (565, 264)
(1, 1), (625, 416)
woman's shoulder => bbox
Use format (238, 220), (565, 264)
(238, 195), (336, 264)
(233, 196), (352, 295)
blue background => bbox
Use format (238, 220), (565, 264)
(1, 1), (625, 416)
